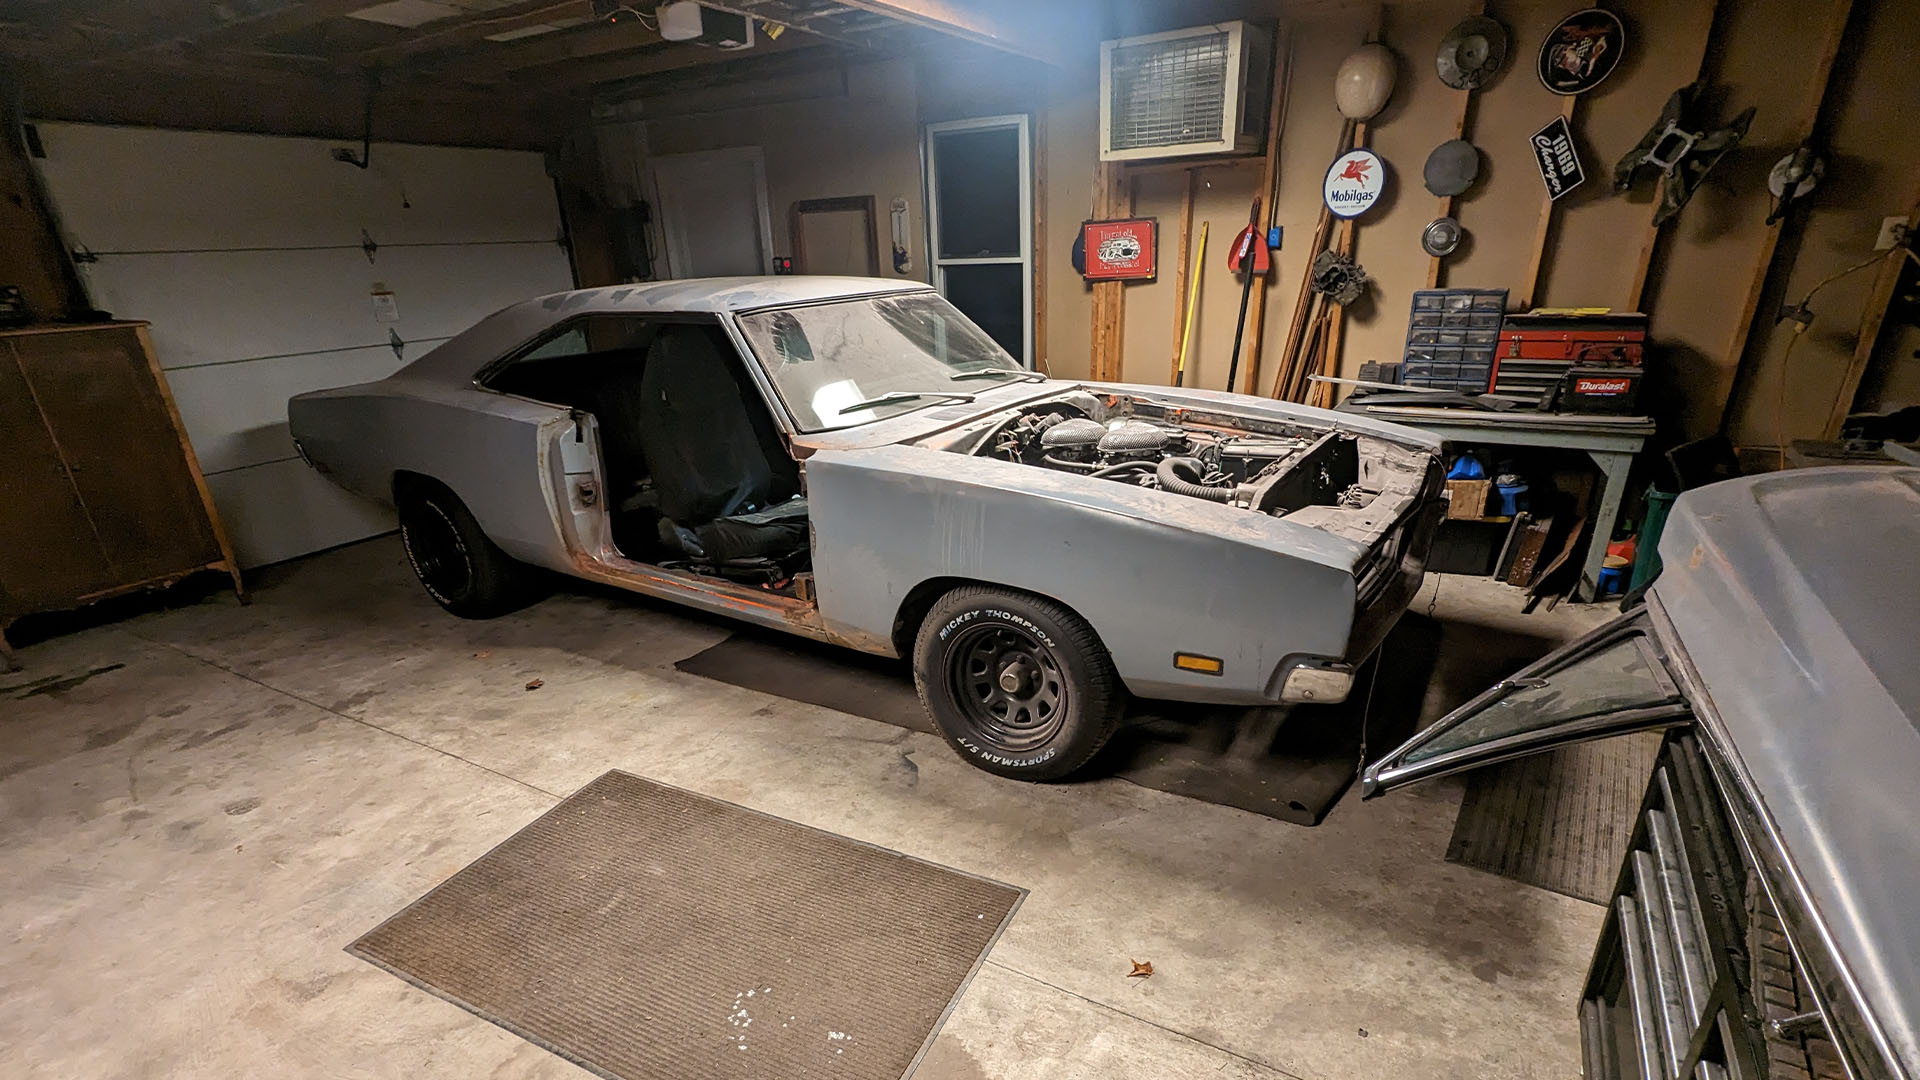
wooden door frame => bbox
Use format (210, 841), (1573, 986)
(789, 195), (880, 276)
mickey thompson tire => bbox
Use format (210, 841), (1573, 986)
(912, 586), (1124, 781)
(396, 479), (539, 619)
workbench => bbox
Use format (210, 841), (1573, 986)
(1350, 405), (1655, 602)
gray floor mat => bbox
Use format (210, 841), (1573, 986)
(351, 770), (1023, 1080)
(1445, 732), (1663, 904)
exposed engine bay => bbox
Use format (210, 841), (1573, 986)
(991, 409), (1373, 515)
(925, 390), (1437, 548)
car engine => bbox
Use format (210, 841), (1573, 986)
(988, 407), (1371, 514)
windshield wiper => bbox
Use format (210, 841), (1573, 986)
(837, 390), (977, 415)
(950, 368), (1047, 383)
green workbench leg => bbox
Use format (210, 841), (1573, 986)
(1578, 450), (1635, 602)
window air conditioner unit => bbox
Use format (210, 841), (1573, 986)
(1100, 21), (1274, 162)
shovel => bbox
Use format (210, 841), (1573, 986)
(1224, 197), (1269, 394)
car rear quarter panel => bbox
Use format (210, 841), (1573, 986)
(804, 444), (1365, 704)
(288, 379), (573, 570)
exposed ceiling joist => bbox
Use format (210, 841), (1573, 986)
(359, 0), (591, 61)
(423, 20), (666, 80)
(591, 39), (848, 103)
(824, 0), (1068, 66)
(690, 1), (896, 51)
(515, 27), (826, 88)
(126, 0), (377, 54)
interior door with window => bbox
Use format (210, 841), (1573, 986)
(651, 147), (775, 278)
(1362, 608), (1694, 797)
(925, 115), (1033, 366)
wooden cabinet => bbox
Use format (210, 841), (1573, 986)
(1, 322), (243, 666)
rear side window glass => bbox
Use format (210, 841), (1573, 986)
(502, 317), (656, 368)
(478, 315), (662, 404)
(1403, 635), (1679, 765)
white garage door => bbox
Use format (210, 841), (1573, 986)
(30, 123), (574, 568)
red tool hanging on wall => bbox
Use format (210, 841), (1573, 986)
(1223, 197), (1270, 395)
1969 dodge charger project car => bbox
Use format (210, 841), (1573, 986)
(289, 277), (1444, 779)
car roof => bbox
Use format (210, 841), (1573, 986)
(395, 276), (934, 383)
(1653, 466), (1920, 1076)
(538, 276), (933, 314)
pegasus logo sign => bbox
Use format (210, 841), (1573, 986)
(1322, 149), (1386, 219)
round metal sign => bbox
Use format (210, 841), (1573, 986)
(1538, 8), (1626, 95)
(1323, 149), (1387, 218)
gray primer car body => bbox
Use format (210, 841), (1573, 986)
(290, 277), (1443, 707)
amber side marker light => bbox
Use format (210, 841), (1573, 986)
(1173, 653), (1223, 675)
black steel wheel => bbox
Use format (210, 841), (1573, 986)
(396, 478), (539, 619)
(948, 620), (1069, 752)
(404, 498), (473, 601)
(913, 585), (1123, 781)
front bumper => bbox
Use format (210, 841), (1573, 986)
(1272, 494), (1445, 704)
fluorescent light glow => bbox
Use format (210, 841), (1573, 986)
(348, 0), (463, 28)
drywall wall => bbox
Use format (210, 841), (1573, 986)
(1032, 0), (1916, 451)
(1714, 0), (1920, 443)
(623, 57), (929, 283)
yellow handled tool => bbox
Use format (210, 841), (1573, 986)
(1173, 221), (1208, 387)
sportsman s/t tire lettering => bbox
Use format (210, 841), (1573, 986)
(396, 479), (540, 619)
(912, 585), (1124, 781)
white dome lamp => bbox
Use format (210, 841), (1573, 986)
(1334, 43), (1397, 121)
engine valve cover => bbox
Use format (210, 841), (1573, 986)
(1097, 419), (1175, 455)
(1039, 417), (1107, 450)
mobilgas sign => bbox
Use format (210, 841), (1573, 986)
(1323, 149), (1386, 218)
(1531, 114), (1585, 201)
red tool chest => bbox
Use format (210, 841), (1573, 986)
(1492, 312), (1648, 408)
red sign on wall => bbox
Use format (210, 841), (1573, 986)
(1079, 218), (1158, 282)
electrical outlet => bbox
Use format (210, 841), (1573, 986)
(1877, 216), (1909, 251)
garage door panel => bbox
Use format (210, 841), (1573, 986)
(33, 123), (571, 568)
(355, 143), (563, 246)
(80, 242), (567, 369)
(34, 123), (561, 252)
(37, 124), (374, 252)
(369, 241), (575, 345)
(207, 458), (396, 569)
(166, 344), (430, 475)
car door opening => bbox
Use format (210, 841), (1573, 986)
(479, 315), (810, 585)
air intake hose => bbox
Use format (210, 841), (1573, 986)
(1156, 456), (1234, 502)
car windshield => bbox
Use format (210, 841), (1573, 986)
(735, 293), (1024, 431)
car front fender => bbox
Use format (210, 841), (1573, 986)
(805, 445), (1365, 705)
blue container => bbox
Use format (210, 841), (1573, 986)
(1495, 478), (1528, 517)
(1597, 565), (1627, 596)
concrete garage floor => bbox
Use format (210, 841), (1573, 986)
(3, 537), (1615, 1080)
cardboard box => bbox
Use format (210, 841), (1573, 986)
(1446, 478), (1491, 520)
